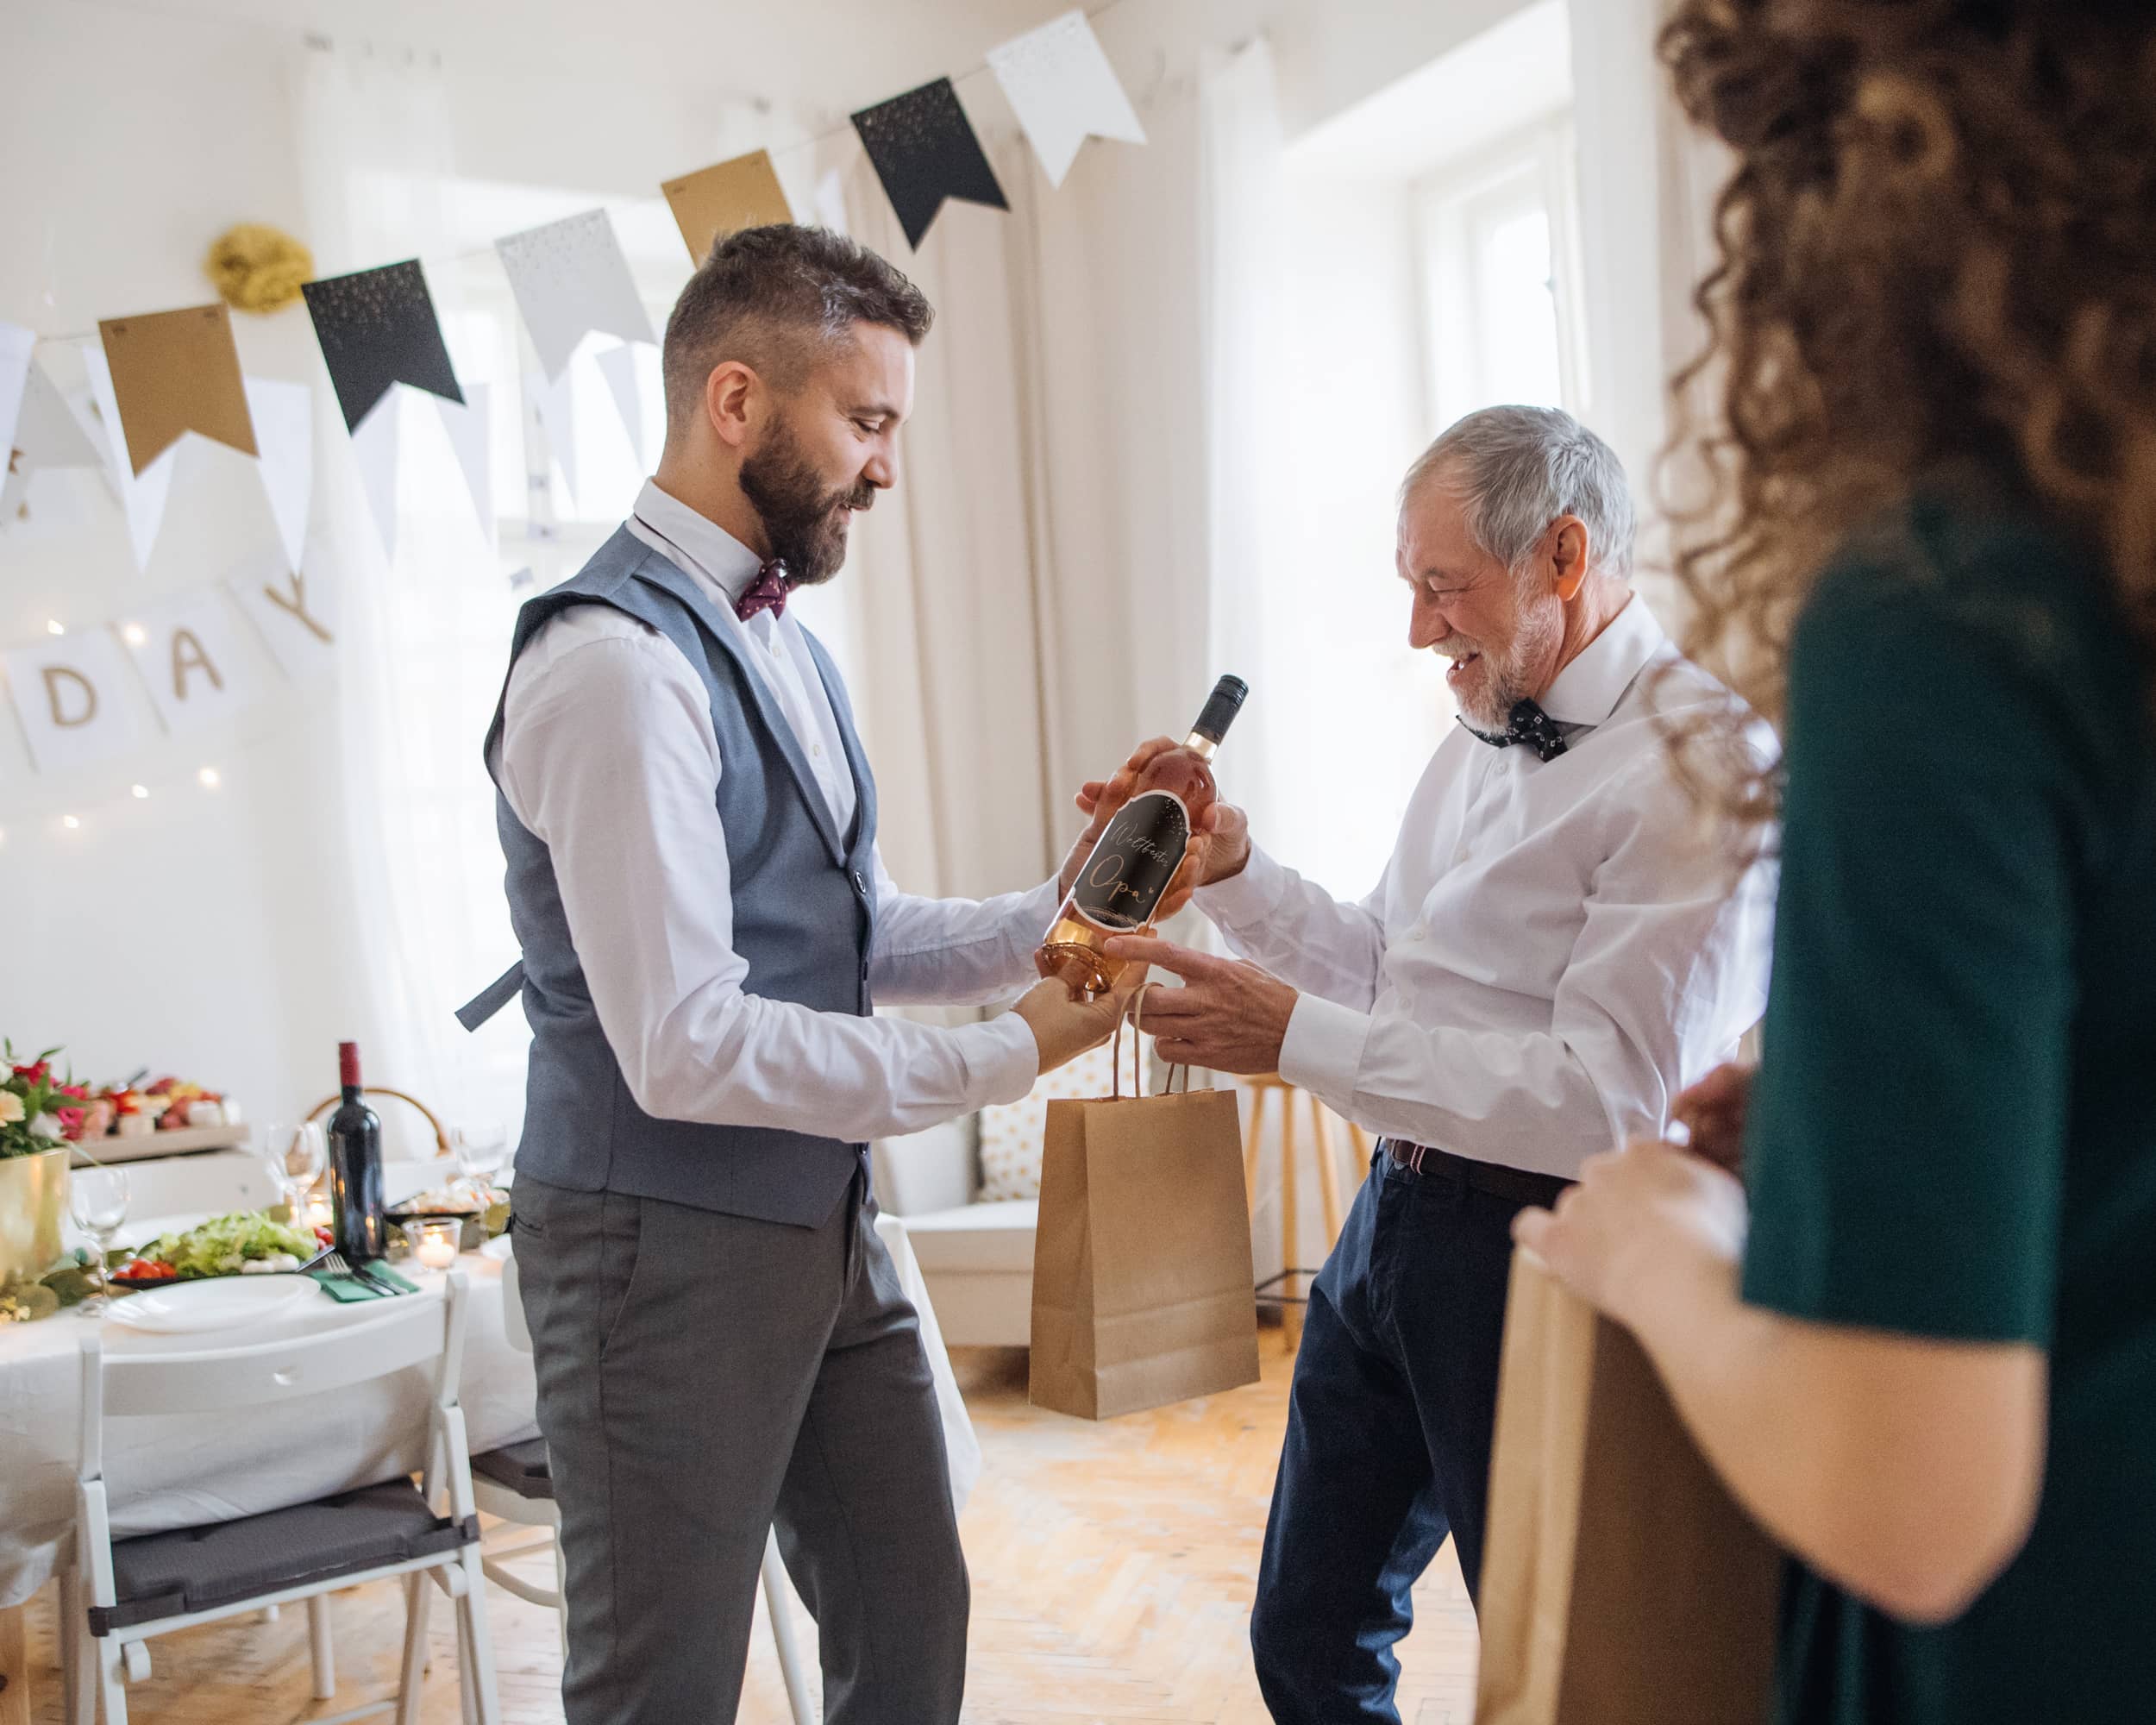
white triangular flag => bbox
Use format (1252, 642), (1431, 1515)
(594, 343), (651, 468)
(496, 210), (655, 385)
(82, 343), (177, 572)
(3, 367), (108, 524)
(987, 9), (1146, 188)
(243, 376), (313, 574)
(435, 381), (494, 549)
(350, 392), (403, 561)
(0, 323), (33, 473)
(528, 366), (580, 512)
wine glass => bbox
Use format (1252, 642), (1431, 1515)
(68, 1165), (130, 1317)
(261, 1121), (327, 1221)
(450, 1120), (509, 1203)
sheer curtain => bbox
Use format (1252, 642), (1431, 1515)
(805, 65), (1220, 913)
(297, 41), (527, 1152)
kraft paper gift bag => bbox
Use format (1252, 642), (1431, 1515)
(1476, 1250), (1781, 1725)
(1029, 1007), (1260, 1421)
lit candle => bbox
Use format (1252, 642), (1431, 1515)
(304, 1193), (334, 1232)
(404, 1219), (461, 1270)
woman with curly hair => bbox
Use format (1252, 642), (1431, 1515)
(1515, 3), (2156, 1721)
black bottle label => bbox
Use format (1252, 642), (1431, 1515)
(1070, 790), (1189, 932)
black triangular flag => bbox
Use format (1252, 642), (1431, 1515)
(851, 78), (1010, 251)
(301, 260), (465, 433)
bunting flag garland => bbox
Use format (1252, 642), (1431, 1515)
(662, 152), (794, 262)
(243, 375), (313, 574)
(851, 78), (1009, 250)
(987, 9), (1146, 187)
(5, 0), (1174, 758)
(96, 303), (257, 474)
(301, 260), (464, 433)
(495, 210), (655, 386)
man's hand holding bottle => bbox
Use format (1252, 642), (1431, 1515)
(1062, 737), (1252, 919)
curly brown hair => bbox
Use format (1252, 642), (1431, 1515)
(1658, 0), (2156, 830)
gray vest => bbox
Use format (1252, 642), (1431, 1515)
(459, 525), (879, 1228)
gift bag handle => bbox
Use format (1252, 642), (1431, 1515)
(1110, 985), (1191, 1100)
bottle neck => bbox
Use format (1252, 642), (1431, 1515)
(341, 1085), (362, 1107)
(1184, 731), (1219, 762)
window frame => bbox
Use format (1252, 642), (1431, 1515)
(1412, 115), (1589, 434)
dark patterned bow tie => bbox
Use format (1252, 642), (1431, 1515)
(734, 560), (791, 623)
(1461, 697), (1570, 762)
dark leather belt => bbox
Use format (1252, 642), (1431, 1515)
(1382, 1138), (1570, 1208)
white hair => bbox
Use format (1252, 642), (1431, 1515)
(1400, 405), (1636, 581)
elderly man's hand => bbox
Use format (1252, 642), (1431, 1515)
(1100, 935), (1296, 1074)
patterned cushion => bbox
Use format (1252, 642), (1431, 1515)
(977, 1033), (1142, 1201)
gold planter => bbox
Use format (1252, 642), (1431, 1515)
(0, 1146), (69, 1291)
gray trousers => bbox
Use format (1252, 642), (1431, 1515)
(512, 1171), (968, 1724)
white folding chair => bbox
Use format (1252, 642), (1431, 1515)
(471, 1245), (813, 1724)
(70, 1272), (499, 1725)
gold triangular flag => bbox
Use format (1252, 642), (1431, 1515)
(97, 303), (257, 474)
(662, 152), (796, 263)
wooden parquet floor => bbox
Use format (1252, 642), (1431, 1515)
(16, 1329), (1477, 1723)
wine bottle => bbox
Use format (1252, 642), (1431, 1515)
(1036, 674), (1249, 1000)
(327, 1041), (387, 1262)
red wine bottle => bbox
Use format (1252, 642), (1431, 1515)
(327, 1041), (386, 1262)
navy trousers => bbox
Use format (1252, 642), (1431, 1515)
(1250, 1150), (1567, 1724)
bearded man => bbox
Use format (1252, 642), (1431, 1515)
(462, 225), (1127, 1725)
(1094, 405), (1775, 1724)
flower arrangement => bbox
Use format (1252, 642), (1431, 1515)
(2, 1043), (90, 1159)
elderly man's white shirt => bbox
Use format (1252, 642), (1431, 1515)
(1195, 593), (1774, 1179)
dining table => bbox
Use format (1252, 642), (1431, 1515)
(0, 1186), (978, 1719)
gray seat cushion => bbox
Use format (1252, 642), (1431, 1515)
(470, 1438), (553, 1502)
(97, 1478), (473, 1634)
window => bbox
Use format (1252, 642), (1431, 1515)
(1416, 120), (1589, 429)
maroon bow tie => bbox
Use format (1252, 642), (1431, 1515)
(734, 561), (791, 623)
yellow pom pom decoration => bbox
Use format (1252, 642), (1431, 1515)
(204, 223), (315, 314)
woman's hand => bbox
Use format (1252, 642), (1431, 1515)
(1012, 972), (1145, 1075)
(1512, 1138), (1749, 1333)
(1672, 1062), (1754, 1175)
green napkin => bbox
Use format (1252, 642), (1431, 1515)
(307, 1263), (421, 1302)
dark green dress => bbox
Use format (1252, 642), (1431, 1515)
(1739, 485), (2156, 1723)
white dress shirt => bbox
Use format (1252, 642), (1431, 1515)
(1196, 594), (1774, 1180)
(492, 480), (1055, 1143)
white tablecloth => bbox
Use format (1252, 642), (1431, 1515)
(0, 1214), (977, 1609)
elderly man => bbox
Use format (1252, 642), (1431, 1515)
(1097, 405), (1773, 1723)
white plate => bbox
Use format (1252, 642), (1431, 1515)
(105, 1276), (314, 1335)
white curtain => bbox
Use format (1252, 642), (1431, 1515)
(806, 64), (1221, 911)
(297, 42), (527, 1153)
(1198, 39), (1293, 864)
(1567, 0), (1729, 615)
